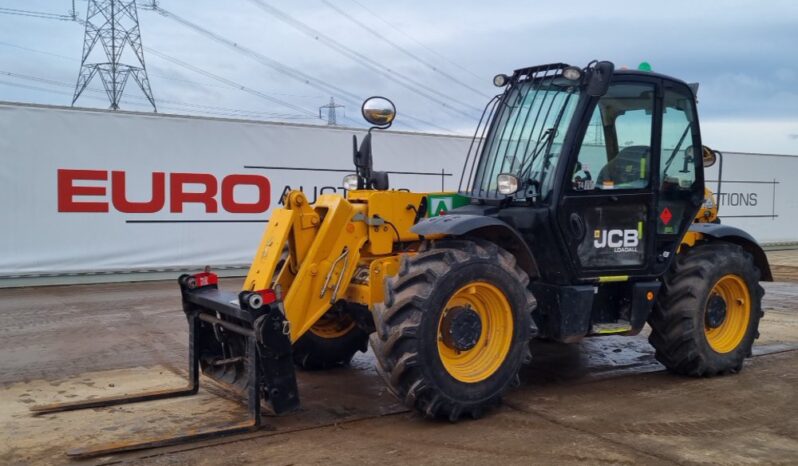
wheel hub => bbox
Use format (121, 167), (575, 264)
(440, 306), (482, 351)
(705, 294), (728, 329)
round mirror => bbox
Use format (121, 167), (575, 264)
(361, 96), (396, 127)
(701, 146), (717, 167)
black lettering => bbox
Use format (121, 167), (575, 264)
(320, 186), (336, 195)
(307, 186), (318, 204)
(750, 193), (758, 206)
(279, 185), (293, 205)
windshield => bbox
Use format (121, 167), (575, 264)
(467, 80), (580, 199)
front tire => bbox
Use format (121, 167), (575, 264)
(648, 242), (764, 376)
(370, 239), (535, 420)
(293, 308), (369, 370)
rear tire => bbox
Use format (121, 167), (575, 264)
(371, 239), (535, 420)
(648, 242), (764, 376)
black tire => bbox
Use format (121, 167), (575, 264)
(370, 239), (535, 420)
(648, 242), (764, 376)
(278, 248), (368, 370)
(292, 310), (369, 370)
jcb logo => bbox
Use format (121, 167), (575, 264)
(594, 229), (639, 250)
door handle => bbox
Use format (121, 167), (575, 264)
(569, 213), (586, 240)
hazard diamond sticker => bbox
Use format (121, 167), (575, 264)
(660, 207), (673, 225)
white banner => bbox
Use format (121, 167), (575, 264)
(0, 102), (795, 278)
(0, 103), (469, 277)
(705, 151), (796, 244)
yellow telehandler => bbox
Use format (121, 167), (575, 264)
(34, 61), (771, 458)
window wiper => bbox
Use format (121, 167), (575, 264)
(516, 127), (555, 190)
(524, 91), (574, 193)
(662, 122), (691, 177)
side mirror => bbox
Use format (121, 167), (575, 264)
(701, 146), (717, 167)
(585, 61), (614, 97)
(362, 96), (396, 128)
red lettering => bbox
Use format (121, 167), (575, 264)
(169, 173), (218, 213)
(57, 169), (108, 212)
(221, 175), (270, 213)
(111, 171), (166, 213)
(58, 169), (272, 214)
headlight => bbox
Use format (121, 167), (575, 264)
(493, 74), (510, 87)
(342, 174), (359, 191)
(497, 173), (519, 195)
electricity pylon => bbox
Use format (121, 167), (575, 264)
(72, 0), (156, 111)
(319, 97), (344, 125)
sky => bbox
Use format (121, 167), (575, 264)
(0, 0), (796, 155)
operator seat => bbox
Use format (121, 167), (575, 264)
(597, 145), (649, 188)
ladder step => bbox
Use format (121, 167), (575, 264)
(592, 321), (632, 335)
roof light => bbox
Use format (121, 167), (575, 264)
(638, 61), (652, 72)
(493, 74), (510, 87)
(562, 66), (582, 81)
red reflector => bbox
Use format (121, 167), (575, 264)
(193, 272), (218, 287)
(256, 289), (277, 305)
(659, 207), (672, 225)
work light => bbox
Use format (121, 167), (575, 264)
(343, 174), (359, 191)
(493, 74), (510, 87)
(562, 66), (582, 81)
(497, 174), (519, 195)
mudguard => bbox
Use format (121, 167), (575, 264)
(690, 223), (773, 281)
(412, 214), (540, 279)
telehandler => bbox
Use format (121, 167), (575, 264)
(34, 61), (770, 458)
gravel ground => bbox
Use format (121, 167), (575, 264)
(1, 250), (796, 465)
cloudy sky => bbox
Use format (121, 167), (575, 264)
(1, 0), (796, 154)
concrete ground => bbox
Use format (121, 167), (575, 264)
(1, 251), (797, 465)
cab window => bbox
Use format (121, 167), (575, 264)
(657, 87), (700, 235)
(660, 90), (697, 191)
(571, 83), (655, 191)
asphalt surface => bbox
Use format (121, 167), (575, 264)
(1, 252), (797, 465)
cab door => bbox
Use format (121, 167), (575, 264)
(557, 79), (660, 279)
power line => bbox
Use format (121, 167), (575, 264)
(154, 6), (362, 102)
(0, 2), (455, 132)
(0, 40), (225, 91)
(0, 21), (320, 119)
(150, 5), (455, 132)
(348, 0), (484, 82)
(0, 7), (74, 21)
(0, 71), (317, 120)
(145, 47), (319, 117)
(0, 78), (305, 120)
(248, 0), (482, 116)
(321, 0), (490, 100)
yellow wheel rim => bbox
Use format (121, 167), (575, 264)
(309, 314), (355, 339)
(704, 274), (751, 353)
(437, 281), (514, 383)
